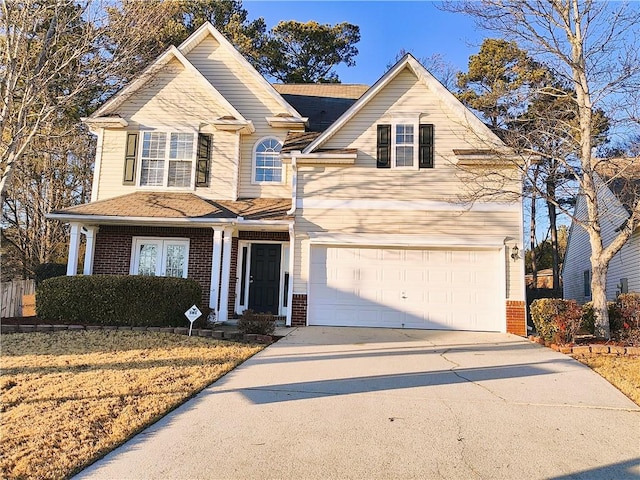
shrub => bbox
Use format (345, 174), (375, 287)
(34, 263), (67, 285)
(582, 301), (621, 335)
(615, 293), (640, 330)
(37, 275), (202, 327)
(612, 293), (640, 343)
(581, 302), (596, 335)
(530, 298), (583, 344)
(237, 309), (276, 336)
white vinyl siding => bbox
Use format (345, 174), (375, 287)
(94, 55), (241, 201)
(563, 176), (640, 303)
(184, 35), (293, 198)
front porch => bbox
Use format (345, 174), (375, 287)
(47, 192), (295, 325)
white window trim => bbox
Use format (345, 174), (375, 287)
(235, 240), (289, 316)
(384, 114), (420, 170)
(130, 237), (190, 278)
(251, 136), (285, 185)
(136, 129), (198, 190)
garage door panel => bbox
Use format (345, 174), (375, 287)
(309, 246), (503, 331)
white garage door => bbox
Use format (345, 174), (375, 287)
(309, 246), (504, 331)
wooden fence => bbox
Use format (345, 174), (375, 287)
(1, 280), (36, 318)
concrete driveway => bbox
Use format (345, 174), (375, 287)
(77, 327), (639, 479)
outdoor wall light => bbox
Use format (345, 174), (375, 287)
(511, 245), (520, 261)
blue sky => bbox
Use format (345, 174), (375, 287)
(244, 1), (483, 85)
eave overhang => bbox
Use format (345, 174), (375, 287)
(81, 116), (128, 129)
(265, 116), (308, 129)
(45, 212), (292, 230)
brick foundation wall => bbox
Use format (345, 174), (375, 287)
(291, 294), (307, 327)
(506, 300), (526, 336)
(93, 225), (213, 307)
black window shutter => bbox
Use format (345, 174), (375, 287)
(376, 124), (391, 168)
(123, 133), (138, 185)
(196, 133), (212, 187)
(419, 124), (434, 168)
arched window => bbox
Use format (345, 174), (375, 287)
(253, 137), (283, 183)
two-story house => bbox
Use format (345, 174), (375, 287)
(49, 23), (527, 335)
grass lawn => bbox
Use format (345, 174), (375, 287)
(573, 354), (640, 406)
(1, 331), (264, 480)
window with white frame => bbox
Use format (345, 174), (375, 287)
(395, 124), (414, 167)
(140, 132), (195, 187)
(253, 137), (283, 183)
(131, 237), (189, 278)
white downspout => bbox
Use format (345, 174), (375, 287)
(286, 223), (295, 327)
(285, 153), (298, 326)
(90, 128), (104, 202)
(287, 153), (299, 215)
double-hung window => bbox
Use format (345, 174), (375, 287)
(395, 124), (415, 167)
(377, 122), (434, 169)
(139, 131), (195, 188)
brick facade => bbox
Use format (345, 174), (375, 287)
(93, 227), (290, 320)
(238, 231), (289, 241)
(291, 294), (308, 327)
(93, 225), (213, 307)
(506, 300), (527, 336)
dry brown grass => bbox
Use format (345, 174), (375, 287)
(0, 331), (264, 480)
(574, 354), (640, 406)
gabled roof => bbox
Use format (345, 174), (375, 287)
(90, 45), (247, 123)
(179, 22), (303, 119)
(303, 54), (506, 154)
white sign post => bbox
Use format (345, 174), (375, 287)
(184, 305), (202, 336)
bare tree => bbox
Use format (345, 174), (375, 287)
(443, 0), (640, 338)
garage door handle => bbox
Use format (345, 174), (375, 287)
(401, 293), (407, 299)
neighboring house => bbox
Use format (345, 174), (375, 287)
(563, 160), (640, 303)
(525, 268), (559, 290)
(48, 23), (527, 335)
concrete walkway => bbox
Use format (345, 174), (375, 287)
(76, 327), (640, 479)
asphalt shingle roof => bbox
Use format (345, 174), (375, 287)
(273, 84), (369, 132)
(53, 192), (292, 221)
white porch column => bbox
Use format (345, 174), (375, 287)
(209, 228), (223, 315)
(217, 227), (234, 322)
(82, 226), (99, 275)
(286, 224), (295, 327)
(66, 222), (82, 276)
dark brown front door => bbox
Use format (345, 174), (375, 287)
(248, 244), (281, 314)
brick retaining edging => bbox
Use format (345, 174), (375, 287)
(528, 335), (640, 356)
(0, 323), (274, 344)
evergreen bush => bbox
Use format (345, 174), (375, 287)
(36, 275), (201, 327)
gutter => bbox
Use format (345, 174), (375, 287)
(45, 213), (293, 228)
